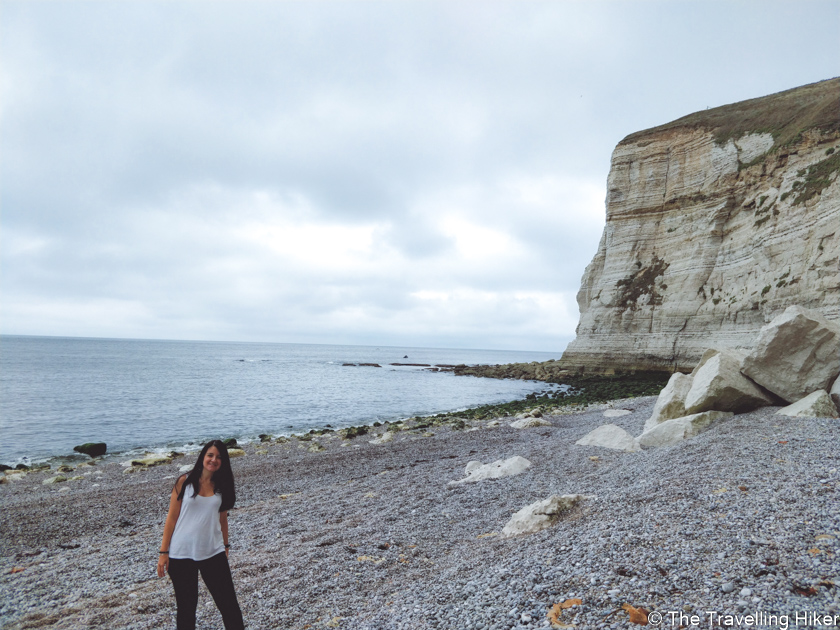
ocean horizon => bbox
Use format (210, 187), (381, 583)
(0, 334), (562, 466)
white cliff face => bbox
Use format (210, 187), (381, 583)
(561, 86), (840, 372)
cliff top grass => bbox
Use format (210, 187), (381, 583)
(622, 77), (840, 148)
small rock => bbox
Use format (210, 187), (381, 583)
(722, 582), (736, 593)
(449, 456), (531, 485)
(502, 494), (590, 536)
(369, 431), (394, 445)
(130, 454), (174, 468)
(575, 424), (639, 453)
(509, 417), (551, 429)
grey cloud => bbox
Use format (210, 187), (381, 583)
(2, 1), (838, 349)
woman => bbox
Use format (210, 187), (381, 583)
(157, 440), (245, 630)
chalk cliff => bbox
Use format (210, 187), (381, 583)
(561, 78), (840, 372)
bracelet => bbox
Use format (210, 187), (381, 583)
(224, 544), (230, 548)
(159, 551), (169, 555)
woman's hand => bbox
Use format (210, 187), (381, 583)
(157, 554), (169, 577)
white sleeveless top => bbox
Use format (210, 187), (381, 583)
(169, 483), (225, 561)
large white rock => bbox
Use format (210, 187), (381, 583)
(776, 390), (840, 419)
(448, 456), (531, 485)
(644, 372), (693, 432)
(741, 305), (840, 403)
(684, 350), (775, 414)
(502, 494), (588, 537)
(831, 374), (840, 414)
(690, 347), (730, 377)
(637, 410), (733, 448)
(575, 424), (640, 453)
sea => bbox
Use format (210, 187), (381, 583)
(0, 335), (563, 467)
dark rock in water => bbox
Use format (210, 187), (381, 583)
(15, 463), (30, 470)
(223, 438), (238, 448)
(259, 434), (272, 442)
(74, 442), (107, 457)
(358, 363), (382, 368)
(0, 464), (11, 472)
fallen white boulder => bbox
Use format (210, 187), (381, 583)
(510, 417), (551, 429)
(830, 374), (840, 414)
(502, 494), (589, 537)
(449, 456), (531, 485)
(741, 305), (840, 403)
(776, 390), (840, 419)
(575, 424), (639, 453)
(637, 410), (733, 449)
(644, 372), (693, 432)
(690, 348), (721, 376)
(684, 350), (774, 414)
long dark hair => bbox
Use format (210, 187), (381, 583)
(176, 440), (236, 512)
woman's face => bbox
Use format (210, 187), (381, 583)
(203, 446), (222, 473)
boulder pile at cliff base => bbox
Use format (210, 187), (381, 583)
(577, 305), (840, 453)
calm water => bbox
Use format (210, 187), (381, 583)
(0, 336), (561, 465)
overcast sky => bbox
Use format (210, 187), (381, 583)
(2, 1), (837, 352)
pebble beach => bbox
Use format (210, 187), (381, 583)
(1, 396), (839, 630)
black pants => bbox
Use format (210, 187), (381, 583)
(168, 552), (244, 630)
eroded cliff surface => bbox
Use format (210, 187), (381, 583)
(561, 78), (840, 372)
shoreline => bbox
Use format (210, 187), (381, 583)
(2, 394), (837, 629)
(1, 372), (668, 471)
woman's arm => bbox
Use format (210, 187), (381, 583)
(157, 476), (185, 577)
(220, 510), (230, 557)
